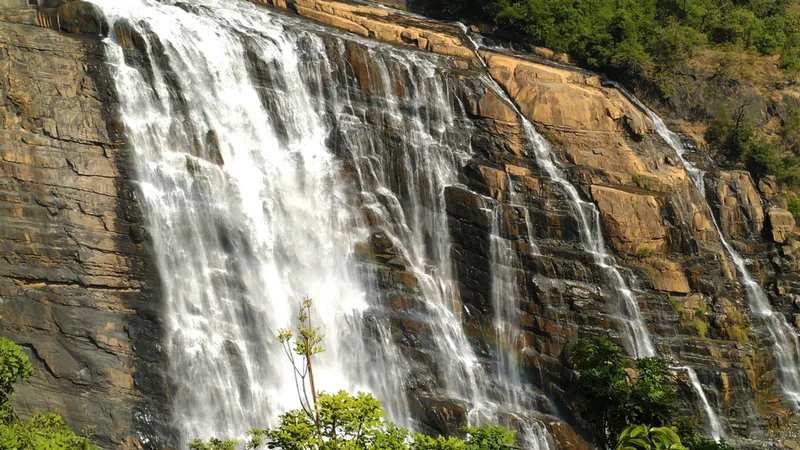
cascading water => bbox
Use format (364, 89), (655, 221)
(459, 28), (656, 358)
(674, 366), (724, 441)
(519, 120), (656, 359)
(92, 0), (410, 440)
(90, 0), (556, 447)
(488, 206), (554, 450)
(615, 86), (800, 411)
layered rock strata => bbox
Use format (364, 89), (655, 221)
(0, 8), (172, 449)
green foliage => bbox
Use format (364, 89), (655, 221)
(192, 391), (518, 450)
(411, 435), (465, 450)
(0, 336), (96, 450)
(705, 104), (800, 189)
(745, 138), (783, 180)
(246, 390), (388, 450)
(0, 414), (97, 450)
(188, 438), (238, 450)
(680, 434), (732, 450)
(0, 337), (33, 417)
(783, 107), (800, 151)
(416, 0), (799, 98)
(462, 425), (516, 450)
(635, 247), (655, 259)
(615, 424), (686, 450)
(693, 319), (708, 339)
(568, 337), (677, 450)
(411, 426), (515, 450)
(705, 106), (754, 162)
(789, 198), (800, 221)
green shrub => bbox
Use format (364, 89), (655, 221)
(789, 198), (800, 221)
(744, 138), (782, 179)
(635, 246), (655, 259)
(0, 337), (33, 416)
(567, 337), (677, 450)
(693, 319), (708, 340)
(0, 336), (96, 449)
(615, 424), (686, 450)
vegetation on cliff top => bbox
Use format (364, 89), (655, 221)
(413, 0), (799, 95)
(415, 0), (800, 219)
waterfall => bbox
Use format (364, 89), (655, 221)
(615, 86), (800, 411)
(488, 206), (554, 450)
(674, 366), (725, 441)
(89, 0), (556, 447)
(460, 27), (656, 358)
(92, 0), (409, 440)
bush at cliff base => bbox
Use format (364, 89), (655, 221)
(0, 335), (96, 450)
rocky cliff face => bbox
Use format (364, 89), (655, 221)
(0, 5), (172, 448)
(1, 0), (799, 449)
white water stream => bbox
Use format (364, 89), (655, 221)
(617, 87), (800, 411)
(89, 0), (554, 447)
(460, 27), (656, 358)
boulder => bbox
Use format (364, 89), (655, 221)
(713, 170), (765, 237)
(591, 186), (666, 254)
(758, 175), (777, 199)
(768, 208), (796, 243)
(55, 1), (105, 35)
(646, 259), (691, 294)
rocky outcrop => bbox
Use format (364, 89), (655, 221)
(252, 0), (477, 62)
(0, 14), (171, 450)
(708, 170), (765, 239)
(590, 186), (667, 255)
(768, 208), (796, 244)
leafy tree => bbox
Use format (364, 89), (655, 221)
(567, 337), (677, 450)
(191, 300), (517, 450)
(188, 437), (238, 450)
(0, 334), (96, 450)
(615, 424), (686, 450)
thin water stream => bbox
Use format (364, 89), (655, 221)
(615, 85), (800, 411)
(459, 26), (656, 358)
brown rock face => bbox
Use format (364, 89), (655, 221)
(482, 52), (648, 136)
(768, 208), (796, 243)
(590, 185), (667, 255)
(644, 259), (691, 294)
(711, 171), (765, 238)
(251, 0), (477, 61)
(0, 18), (171, 450)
